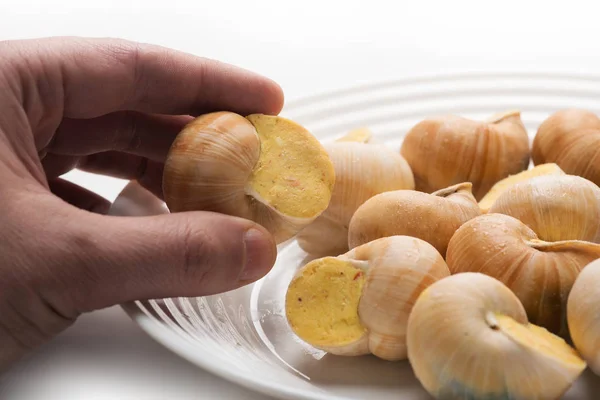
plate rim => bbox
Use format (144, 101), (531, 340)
(120, 293), (348, 400)
(282, 70), (600, 109)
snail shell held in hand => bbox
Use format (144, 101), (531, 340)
(162, 111), (336, 243)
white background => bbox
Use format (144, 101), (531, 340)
(1, 1), (600, 399)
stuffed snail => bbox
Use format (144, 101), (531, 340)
(407, 272), (586, 400)
(533, 108), (600, 187)
(348, 182), (481, 257)
(446, 213), (600, 337)
(334, 127), (374, 143)
(478, 163), (565, 213)
(286, 235), (450, 361)
(297, 130), (415, 257)
(488, 174), (600, 243)
(568, 258), (600, 376)
(162, 111), (336, 243)
(400, 110), (530, 200)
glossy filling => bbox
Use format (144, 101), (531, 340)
(335, 127), (373, 143)
(286, 258), (366, 347)
(495, 314), (585, 366)
(246, 114), (335, 219)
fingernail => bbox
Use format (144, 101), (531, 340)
(240, 228), (276, 282)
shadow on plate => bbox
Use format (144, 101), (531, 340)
(563, 369), (600, 399)
(295, 352), (429, 392)
(293, 350), (600, 400)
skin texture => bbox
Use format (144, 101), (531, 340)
(0, 37), (285, 371)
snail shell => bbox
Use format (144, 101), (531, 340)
(162, 112), (335, 243)
(567, 258), (600, 376)
(297, 141), (414, 257)
(285, 235), (450, 361)
(446, 213), (600, 337)
(488, 174), (600, 243)
(478, 163), (566, 213)
(532, 108), (600, 187)
(400, 110), (530, 200)
(407, 272), (586, 400)
(348, 182), (481, 257)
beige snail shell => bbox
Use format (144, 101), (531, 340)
(446, 212), (600, 337)
(162, 111), (336, 243)
(348, 182), (481, 257)
(478, 163), (566, 213)
(488, 174), (600, 243)
(285, 235), (450, 361)
(532, 108), (600, 187)
(297, 131), (414, 257)
(567, 258), (600, 376)
(407, 272), (586, 400)
(400, 110), (530, 200)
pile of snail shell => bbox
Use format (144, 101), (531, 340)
(162, 108), (600, 400)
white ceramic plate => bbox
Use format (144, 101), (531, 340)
(110, 73), (600, 400)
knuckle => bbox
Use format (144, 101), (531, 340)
(91, 39), (147, 106)
(116, 111), (141, 152)
(0, 207), (76, 351)
(0, 39), (25, 65)
(177, 221), (219, 283)
(134, 156), (150, 183)
(92, 38), (142, 65)
(0, 282), (74, 352)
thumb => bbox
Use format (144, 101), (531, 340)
(57, 196), (277, 314)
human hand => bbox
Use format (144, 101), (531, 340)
(0, 37), (283, 370)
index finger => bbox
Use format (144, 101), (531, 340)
(6, 37), (285, 119)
